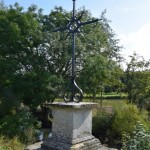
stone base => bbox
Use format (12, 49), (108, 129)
(42, 136), (102, 150)
(25, 141), (117, 150)
(37, 102), (117, 150)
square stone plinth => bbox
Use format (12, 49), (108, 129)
(42, 102), (102, 150)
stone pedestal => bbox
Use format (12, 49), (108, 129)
(42, 102), (102, 150)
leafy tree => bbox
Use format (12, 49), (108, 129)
(79, 55), (109, 101)
(79, 54), (123, 103)
(125, 53), (150, 111)
(0, 3), (61, 115)
(0, 2), (123, 115)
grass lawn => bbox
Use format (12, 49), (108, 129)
(83, 98), (126, 106)
(98, 99), (126, 107)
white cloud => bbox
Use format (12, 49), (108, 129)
(119, 23), (150, 61)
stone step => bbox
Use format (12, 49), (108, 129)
(25, 142), (44, 150)
(25, 141), (117, 150)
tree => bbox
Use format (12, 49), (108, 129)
(79, 54), (123, 103)
(0, 3), (62, 115)
(125, 53), (150, 111)
(79, 55), (109, 101)
(0, 2), (123, 115)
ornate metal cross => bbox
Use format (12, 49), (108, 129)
(54, 0), (99, 103)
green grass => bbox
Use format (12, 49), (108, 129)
(0, 137), (25, 150)
(84, 93), (127, 101)
(83, 98), (126, 106)
(99, 99), (126, 107)
(103, 92), (127, 96)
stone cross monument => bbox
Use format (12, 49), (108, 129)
(41, 1), (104, 149)
(26, 0), (116, 150)
(27, 0), (115, 150)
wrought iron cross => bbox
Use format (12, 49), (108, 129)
(54, 0), (99, 103)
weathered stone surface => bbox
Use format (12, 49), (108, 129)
(44, 102), (98, 110)
(25, 142), (43, 150)
(51, 105), (93, 144)
(26, 141), (117, 150)
(42, 136), (102, 150)
(44, 102), (98, 144)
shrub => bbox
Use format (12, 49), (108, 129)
(92, 109), (113, 144)
(0, 136), (25, 150)
(111, 103), (146, 137)
(122, 121), (150, 150)
(92, 103), (149, 149)
(0, 105), (41, 144)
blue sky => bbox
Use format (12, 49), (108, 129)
(4, 0), (150, 62)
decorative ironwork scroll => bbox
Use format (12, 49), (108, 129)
(54, 0), (99, 102)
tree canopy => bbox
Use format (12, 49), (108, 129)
(0, 2), (123, 114)
(125, 53), (150, 111)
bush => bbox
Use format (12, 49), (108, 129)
(0, 105), (41, 144)
(122, 121), (150, 150)
(111, 103), (147, 137)
(0, 136), (25, 150)
(92, 103), (149, 149)
(92, 109), (113, 144)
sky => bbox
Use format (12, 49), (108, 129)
(3, 0), (150, 62)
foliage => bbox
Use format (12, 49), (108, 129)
(111, 103), (147, 137)
(0, 136), (24, 150)
(0, 2), (64, 114)
(122, 121), (150, 150)
(80, 55), (109, 100)
(92, 109), (113, 144)
(0, 105), (41, 144)
(125, 53), (150, 111)
(79, 55), (123, 102)
(92, 102), (149, 149)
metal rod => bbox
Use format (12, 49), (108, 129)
(72, 32), (75, 102)
(72, 0), (75, 20)
(71, 0), (76, 102)
(81, 19), (100, 26)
